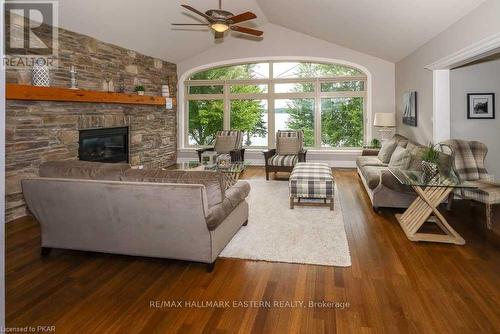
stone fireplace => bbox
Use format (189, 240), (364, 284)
(5, 23), (178, 222)
(79, 127), (129, 163)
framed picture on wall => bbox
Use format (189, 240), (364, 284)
(467, 93), (495, 119)
(403, 91), (417, 126)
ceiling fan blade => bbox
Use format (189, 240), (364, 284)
(230, 25), (263, 37)
(181, 4), (213, 22)
(215, 31), (224, 39)
(172, 23), (209, 26)
(229, 11), (257, 24)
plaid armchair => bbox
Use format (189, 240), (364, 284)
(263, 130), (307, 180)
(444, 139), (499, 229)
(197, 130), (245, 163)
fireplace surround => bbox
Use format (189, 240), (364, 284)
(79, 127), (129, 163)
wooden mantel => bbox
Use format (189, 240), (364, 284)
(6, 84), (176, 107)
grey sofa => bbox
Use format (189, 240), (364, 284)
(21, 161), (250, 272)
(356, 134), (452, 211)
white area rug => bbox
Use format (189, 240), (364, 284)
(220, 180), (351, 267)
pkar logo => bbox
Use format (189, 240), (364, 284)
(3, 1), (58, 68)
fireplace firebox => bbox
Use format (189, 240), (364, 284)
(79, 127), (129, 163)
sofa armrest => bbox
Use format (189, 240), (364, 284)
(362, 148), (380, 156)
(196, 147), (215, 162)
(229, 148), (246, 162)
(298, 150), (307, 162)
(379, 169), (414, 195)
(263, 149), (276, 165)
(206, 181), (251, 230)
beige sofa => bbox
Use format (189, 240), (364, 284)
(22, 161), (250, 272)
(356, 134), (452, 211)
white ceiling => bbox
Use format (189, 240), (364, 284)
(256, 0), (487, 62)
(55, 0), (487, 63)
(56, 0), (268, 63)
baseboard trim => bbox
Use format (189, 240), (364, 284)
(176, 157), (355, 168)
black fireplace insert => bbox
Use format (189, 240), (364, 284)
(79, 127), (129, 163)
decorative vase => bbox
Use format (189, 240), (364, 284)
(161, 85), (169, 97)
(421, 161), (438, 177)
(32, 59), (50, 87)
(117, 73), (125, 93)
(69, 66), (78, 90)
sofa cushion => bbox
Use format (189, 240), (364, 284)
(356, 156), (387, 169)
(377, 140), (397, 163)
(206, 181), (251, 230)
(393, 134), (409, 148)
(268, 154), (298, 166)
(39, 161), (131, 181)
(388, 146), (412, 170)
(121, 169), (225, 208)
(406, 142), (426, 171)
(360, 166), (387, 190)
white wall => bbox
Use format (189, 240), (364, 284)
(396, 0), (500, 144)
(177, 23), (395, 166)
(450, 58), (500, 178)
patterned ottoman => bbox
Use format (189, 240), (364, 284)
(289, 163), (335, 210)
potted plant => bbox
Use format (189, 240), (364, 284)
(134, 85), (145, 96)
(370, 138), (381, 149)
(421, 143), (440, 177)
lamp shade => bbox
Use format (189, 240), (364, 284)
(373, 113), (396, 127)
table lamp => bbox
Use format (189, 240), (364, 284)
(373, 113), (396, 142)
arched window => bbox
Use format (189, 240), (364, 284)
(184, 61), (367, 149)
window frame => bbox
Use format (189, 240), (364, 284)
(184, 61), (367, 149)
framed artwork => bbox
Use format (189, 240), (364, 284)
(467, 93), (495, 119)
(403, 91), (417, 126)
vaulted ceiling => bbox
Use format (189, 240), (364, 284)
(56, 0), (487, 63)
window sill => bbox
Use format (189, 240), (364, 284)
(178, 148), (362, 154)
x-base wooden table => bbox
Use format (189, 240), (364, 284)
(390, 168), (476, 245)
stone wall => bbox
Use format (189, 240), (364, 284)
(5, 24), (177, 222)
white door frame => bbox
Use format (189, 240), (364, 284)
(426, 32), (500, 142)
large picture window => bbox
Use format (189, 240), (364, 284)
(184, 61), (367, 149)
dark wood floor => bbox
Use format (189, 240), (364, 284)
(6, 168), (500, 333)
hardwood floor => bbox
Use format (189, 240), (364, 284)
(6, 168), (500, 333)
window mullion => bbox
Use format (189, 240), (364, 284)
(269, 63), (275, 149)
(223, 81), (230, 130)
(315, 79), (321, 149)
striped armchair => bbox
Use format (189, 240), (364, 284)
(444, 139), (499, 229)
(263, 130), (307, 180)
(197, 130), (245, 163)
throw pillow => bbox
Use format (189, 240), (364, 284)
(377, 140), (397, 163)
(277, 137), (300, 155)
(214, 135), (237, 154)
(121, 169), (225, 207)
(406, 142), (426, 171)
(39, 161), (131, 181)
(388, 146), (412, 170)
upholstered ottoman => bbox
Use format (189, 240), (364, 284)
(289, 163), (335, 210)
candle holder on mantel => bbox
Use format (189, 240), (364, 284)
(69, 65), (78, 90)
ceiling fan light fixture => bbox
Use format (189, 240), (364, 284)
(211, 22), (229, 32)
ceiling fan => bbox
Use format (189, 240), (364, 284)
(172, 0), (263, 40)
